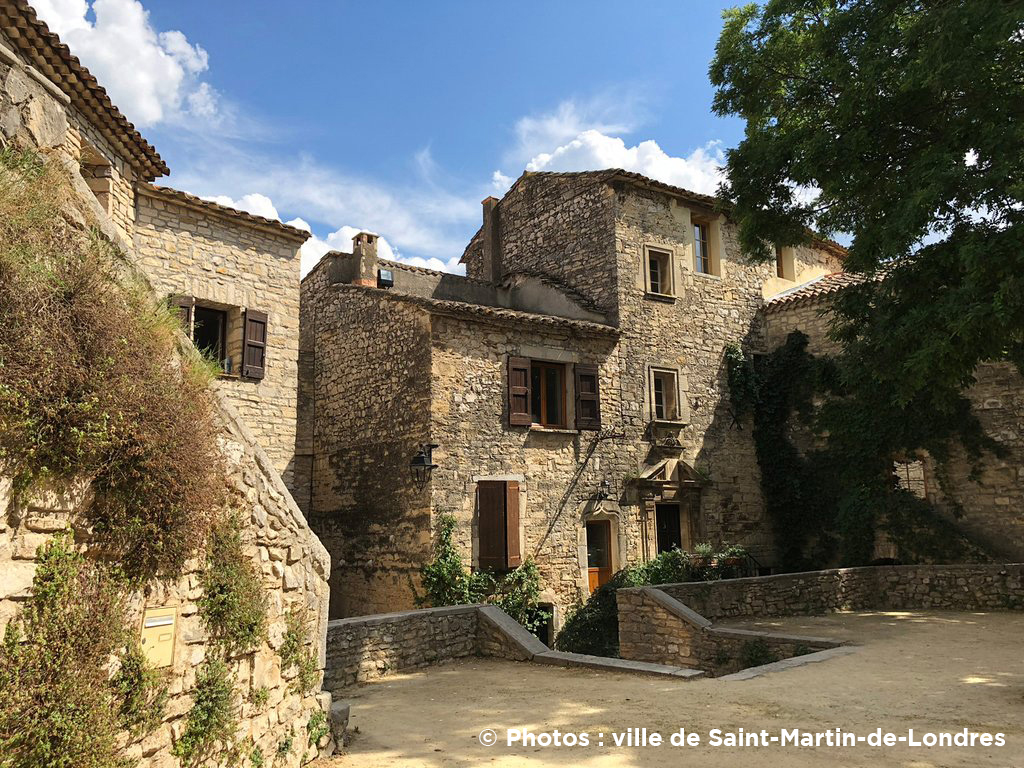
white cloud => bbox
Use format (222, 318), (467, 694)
(201, 192), (279, 221)
(32, 0), (219, 128)
(517, 130), (726, 196)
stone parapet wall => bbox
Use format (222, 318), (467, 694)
(323, 604), (548, 692)
(617, 586), (838, 676)
(657, 564), (1024, 621)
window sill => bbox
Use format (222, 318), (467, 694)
(651, 419), (688, 428)
(693, 270), (723, 281)
(643, 291), (677, 303)
(529, 425), (578, 435)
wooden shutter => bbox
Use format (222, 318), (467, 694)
(242, 309), (268, 380)
(170, 295), (192, 334)
(507, 356), (532, 426)
(477, 481), (507, 571)
(505, 481), (521, 568)
(574, 364), (601, 430)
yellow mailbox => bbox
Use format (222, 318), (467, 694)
(140, 606), (177, 669)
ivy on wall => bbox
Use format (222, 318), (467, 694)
(726, 332), (989, 568)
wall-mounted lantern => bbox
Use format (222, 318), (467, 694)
(595, 478), (612, 501)
(410, 443), (439, 490)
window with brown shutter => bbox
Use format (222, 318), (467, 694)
(477, 481), (507, 571)
(477, 480), (522, 571)
(507, 356), (531, 426)
(574, 364), (601, 430)
(242, 309), (268, 380)
(169, 295), (193, 333)
(505, 481), (521, 567)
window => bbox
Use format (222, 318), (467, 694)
(169, 295), (268, 380)
(694, 222), (711, 274)
(775, 245), (796, 281)
(477, 480), (521, 571)
(508, 357), (601, 430)
(193, 305), (227, 364)
(651, 368), (680, 422)
(645, 246), (673, 296)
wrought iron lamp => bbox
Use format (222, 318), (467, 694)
(410, 443), (439, 490)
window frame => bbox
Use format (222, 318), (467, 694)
(693, 221), (711, 275)
(530, 360), (568, 429)
(643, 244), (675, 298)
(775, 245), (796, 281)
(649, 366), (683, 424)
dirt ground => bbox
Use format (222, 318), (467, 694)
(314, 611), (1023, 767)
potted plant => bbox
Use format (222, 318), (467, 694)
(690, 542), (714, 568)
(719, 543), (747, 568)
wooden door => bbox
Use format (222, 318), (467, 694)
(586, 520), (612, 593)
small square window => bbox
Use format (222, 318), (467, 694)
(651, 368), (680, 422)
(646, 247), (673, 296)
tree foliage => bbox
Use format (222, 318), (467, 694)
(711, 1), (1024, 549)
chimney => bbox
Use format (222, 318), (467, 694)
(481, 197), (502, 284)
(352, 232), (378, 287)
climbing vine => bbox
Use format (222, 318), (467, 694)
(725, 332), (989, 568)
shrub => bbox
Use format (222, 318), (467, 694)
(278, 608), (319, 695)
(250, 686), (269, 709)
(0, 148), (222, 580)
(306, 710), (329, 747)
(172, 657), (237, 765)
(0, 533), (128, 768)
(198, 513), (268, 655)
(739, 638), (778, 669)
(112, 641), (168, 738)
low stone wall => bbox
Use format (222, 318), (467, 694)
(618, 565), (1024, 677)
(657, 564), (1024, 621)
(323, 604), (552, 691)
(617, 587), (838, 677)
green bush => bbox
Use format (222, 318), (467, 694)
(306, 710), (329, 747)
(555, 546), (746, 657)
(0, 534), (128, 768)
(172, 657), (237, 765)
(416, 513), (549, 631)
(278, 608), (319, 695)
(198, 513), (268, 655)
(739, 638), (778, 668)
(112, 641), (168, 738)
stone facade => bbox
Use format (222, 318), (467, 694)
(0, 6), (331, 764)
(1, 8), (307, 485)
(299, 171), (843, 623)
(134, 185), (307, 489)
(763, 279), (1024, 561)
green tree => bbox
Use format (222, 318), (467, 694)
(711, 1), (1024, 560)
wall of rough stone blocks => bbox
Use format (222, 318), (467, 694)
(617, 587), (836, 676)
(0, 52), (333, 765)
(133, 188), (304, 491)
(764, 295), (1024, 561)
(655, 564), (1024, 621)
(298, 260), (434, 618)
(0, 394), (333, 767)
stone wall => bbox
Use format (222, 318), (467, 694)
(298, 261), (433, 618)
(617, 587), (839, 676)
(0, 387), (334, 768)
(0, 46), (333, 765)
(133, 186), (306, 491)
(764, 292), (1024, 561)
(322, 604), (544, 691)
(656, 564), (1024, 620)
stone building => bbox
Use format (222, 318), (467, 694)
(762, 273), (1024, 562)
(0, 3), (332, 764)
(297, 170), (845, 624)
(0, 0), (307, 491)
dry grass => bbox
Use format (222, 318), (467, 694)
(0, 148), (223, 579)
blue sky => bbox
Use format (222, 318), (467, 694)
(34, 0), (745, 273)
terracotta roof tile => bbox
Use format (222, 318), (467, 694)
(763, 272), (869, 312)
(1, 0), (168, 179)
(335, 284), (619, 337)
